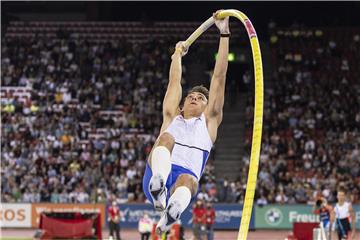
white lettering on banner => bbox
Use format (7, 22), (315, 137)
(35, 207), (101, 215)
(289, 211), (319, 223)
(216, 210), (242, 223)
(0, 204), (31, 227)
(120, 208), (161, 222)
(356, 211), (360, 222)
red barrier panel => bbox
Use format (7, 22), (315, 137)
(39, 214), (101, 239)
(293, 222), (319, 240)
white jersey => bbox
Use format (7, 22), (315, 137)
(334, 202), (351, 219)
(165, 113), (213, 180)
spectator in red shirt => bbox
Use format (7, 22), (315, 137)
(205, 202), (216, 240)
(108, 201), (121, 240)
(192, 200), (206, 240)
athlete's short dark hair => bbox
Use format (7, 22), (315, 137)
(179, 85), (209, 109)
(187, 85), (209, 101)
(337, 186), (346, 194)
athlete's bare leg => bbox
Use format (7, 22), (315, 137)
(171, 174), (198, 196)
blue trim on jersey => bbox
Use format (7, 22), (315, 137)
(173, 141), (211, 179)
(200, 151), (209, 176)
(175, 141), (210, 153)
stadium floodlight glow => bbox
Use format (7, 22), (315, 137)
(184, 9), (263, 240)
(215, 52), (236, 62)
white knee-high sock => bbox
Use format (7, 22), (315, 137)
(151, 146), (171, 182)
(168, 186), (192, 213)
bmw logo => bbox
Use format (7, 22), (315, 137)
(265, 208), (283, 226)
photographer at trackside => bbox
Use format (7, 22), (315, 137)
(205, 202), (216, 240)
(108, 201), (121, 240)
(192, 200), (206, 240)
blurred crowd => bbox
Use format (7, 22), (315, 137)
(1, 32), (182, 204)
(247, 25), (360, 204)
(1, 22), (359, 205)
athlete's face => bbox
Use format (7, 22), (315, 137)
(182, 92), (208, 117)
(337, 191), (345, 203)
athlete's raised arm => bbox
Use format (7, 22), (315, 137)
(160, 42), (188, 133)
(205, 11), (230, 142)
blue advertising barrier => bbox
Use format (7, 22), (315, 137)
(106, 203), (254, 230)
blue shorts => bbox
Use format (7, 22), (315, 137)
(142, 163), (198, 206)
(321, 220), (330, 231)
